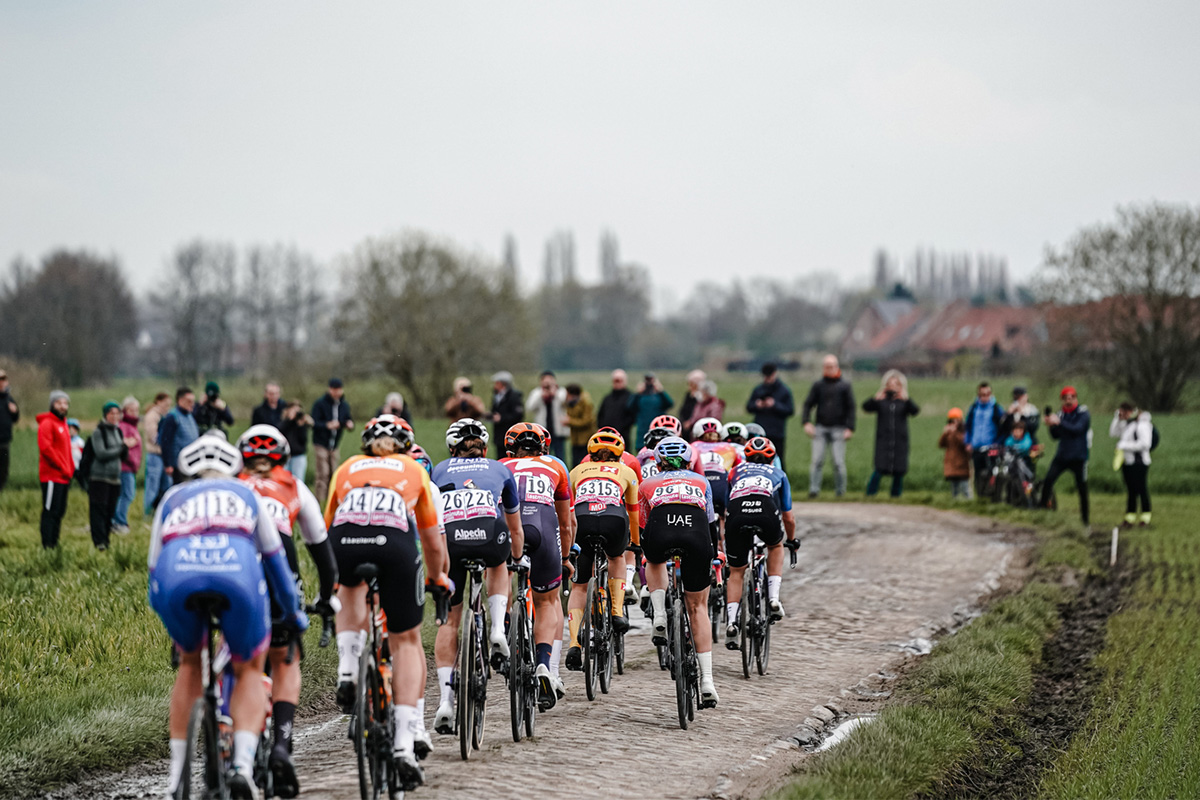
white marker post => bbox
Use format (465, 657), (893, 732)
(1111, 527), (1119, 568)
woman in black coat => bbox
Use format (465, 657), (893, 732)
(862, 370), (919, 497)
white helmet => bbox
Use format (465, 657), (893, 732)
(235, 424), (290, 465)
(691, 417), (723, 439)
(722, 421), (748, 442)
(446, 418), (490, 452)
(178, 433), (242, 478)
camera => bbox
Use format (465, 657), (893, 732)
(643, 373), (656, 390)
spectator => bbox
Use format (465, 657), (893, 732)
(250, 382), (285, 429)
(159, 387), (199, 488)
(141, 392), (170, 516)
(491, 371), (526, 459)
(193, 380), (233, 433)
(1001, 386), (1041, 443)
(312, 377), (354, 502)
(444, 376), (486, 421)
(564, 383), (597, 466)
(375, 391), (413, 425)
(526, 370), (569, 460)
(0, 368), (18, 493)
(280, 401), (313, 484)
(38, 390), (74, 548)
(964, 381), (1004, 498)
(597, 369), (636, 448)
(627, 372), (673, 454)
(861, 370), (919, 498)
(111, 396), (142, 534)
(68, 418), (84, 468)
(1040, 386), (1091, 528)
(1111, 401), (1153, 527)
(685, 380), (725, 434)
(939, 407), (971, 499)
(678, 369), (707, 439)
(88, 402), (125, 550)
(800, 356), (851, 496)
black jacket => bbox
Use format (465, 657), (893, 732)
(746, 380), (796, 440)
(0, 390), (17, 444)
(1049, 405), (1091, 462)
(280, 415), (310, 456)
(862, 394), (920, 474)
(194, 400), (233, 433)
(678, 393), (698, 439)
(491, 388), (525, 447)
(597, 388), (636, 448)
(801, 377), (855, 431)
(311, 394), (353, 449)
(251, 401), (285, 430)
(374, 405), (414, 426)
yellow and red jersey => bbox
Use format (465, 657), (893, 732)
(569, 460), (641, 544)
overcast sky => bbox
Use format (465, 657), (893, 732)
(2, 2), (1198, 305)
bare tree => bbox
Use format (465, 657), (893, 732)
(156, 240), (239, 380)
(1039, 202), (1200, 411)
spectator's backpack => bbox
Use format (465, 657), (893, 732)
(76, 438), (94, 489)
(1151, 424), (1161, 451)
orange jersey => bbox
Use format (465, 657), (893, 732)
(324, 454), (439, 534)
(569, 460), (641, 544)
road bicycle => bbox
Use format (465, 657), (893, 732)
(178, 593), (230, 800)
(707, 555), (726, 644)
(579, 534), (615, 701)
(453, 559), (492, 760)
(662, 552), (702, 730)
(505, 556), (538, 742)
(738, 535), (771, 679)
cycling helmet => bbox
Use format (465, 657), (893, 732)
(650, 414), (682, 437)
(362, 414), (414, 452)
(595, 426), (626, 449)
(178, 433), (242, 478)
(446, 417), (490, 452)
(587, 429), (625, 459)
(745, 423), (766, 438)
(744, 436), (776, 463)
(505, 422), (548, 456)
(654, 436), (693, 472)
(236, 424), (290, 465)
(643, 426), (673, 452)
(722, 421), (748, 443)
(691, 417), (722, 439)
(409, 443), (433, 475)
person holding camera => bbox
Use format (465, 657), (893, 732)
(491, 371), (525, 458)
(564, 383), (597, 467)
(280, 401), (314, 484)
(861, 370), (919, 498)
(627, 372), (673, 454)
(0, 369), (18, 493)
(443, 376), (486, 421)
(194, 381), (234, 434)
(1040, 386), (1091, 528)
(1111, 401), (1153, 527)
(526, 370), (570, 461)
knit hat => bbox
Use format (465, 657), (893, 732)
(1060, 386), (1077, 398)
(204, 381), (220, 396)
(102, 401), (120, 417)
(491, 371), (513, 386)
(67, 417), (80, 429)
(49, 390), (69, 406)
(947, 407), (964, 420)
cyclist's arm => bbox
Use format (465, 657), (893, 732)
(413, 479), (449, 587)
(147, 497), (167, 570)
(622, 470), (641, 545)
(255, 495), (301, 617)
(782, 510), (796, 540)
(295, 482), (338, 602)
(554, 497), (574, 557)
(501, 471), (524, 558)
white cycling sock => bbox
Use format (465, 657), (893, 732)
(416, 698), (426, 732)
(437, 666), (454, 706)
(233, 730), (259, 775)
(768, 575), (782, 602)
(167, 738), (187, 794)
(392, 704), (417, 754)
(698, 651), (713, 682)
(650, 589), (666, 628)
(625, 563), (635, 586)
(550, 639), (563, 678)
(726, 602), (740, 625)
(488, 594), (507, 637)
(336, 630), (366, 678)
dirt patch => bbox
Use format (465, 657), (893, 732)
(927, 545), (1130, 800)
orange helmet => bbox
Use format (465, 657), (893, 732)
(595, 426), (626, 449)
(587, 429), (625, 459)
(650, 415), (682, 436)
(744, 436), (776, 463)
(505, 422), (549, 455)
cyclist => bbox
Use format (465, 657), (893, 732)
(745, 423), (783, 470)
(325, 415), (449, 788)
(691, 417), (744, 522)
(581, 426), (644, 607)
(501, 422), (573, 707)
(723, 436), (799, 649)
(149, 434), (307, 800)
(723, 421), (749, 450)
(639, 436), (719, 707)
(235, 425), (340, 797)
(564, 429), (640, 670)
(430, 418), (523, 734)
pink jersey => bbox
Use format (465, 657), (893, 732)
(638, 470), (717, 524)
(692, 441), (743, 475)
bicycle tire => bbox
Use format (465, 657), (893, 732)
(356, 649), (383, 800)
(583, 578), (597, 701)
(256, 726), (274, 799)
(457, 575), (474, 761)
(471, 612), (487, 751)
(740, 572), (753, 679)
(615, 626), (625, 675)
(709, 572), (722, 643)
(597, 561), (612, 695)
(508, 596), (524, 743)
(181, 696), (224, 800)
(672, 587), (689, 730)
(523, 601), (537, 739)
(681, 598), (696, 723)
(756, 562), (770, 675)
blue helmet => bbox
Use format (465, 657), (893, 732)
(654, 436), (693, 472)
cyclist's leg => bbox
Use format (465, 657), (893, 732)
(433, 555), (467, 729)
(639, 523), (670, 640)
(372, 533), (426, 768)
(681, 533), (718, 704)
(330, 530), (373, 702)
(167, 649), (203, 794)
(228, 650), (270, 774)
(601, 515), (631, 624)
(485, 562), (510, 650)
(526, 519), (562, 677)
(722, 508), (754, 629)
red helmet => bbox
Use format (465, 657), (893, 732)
(744, 436), (776, 463)
(236, 424), (290, 465)
(650, 415), (682, 436)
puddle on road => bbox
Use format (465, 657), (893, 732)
(814, 714), (878, 753)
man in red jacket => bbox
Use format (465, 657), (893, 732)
(38, 390), (74, 548)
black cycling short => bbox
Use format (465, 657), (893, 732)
(572, 511), (629, 586)
(725, 496), (783, 569)
(705, 472), (729, 516)
(446, 518), (510, 606)
(641, 504), (713, 593)
(331, 525), (424, 634)
(521, 504), (563, 594)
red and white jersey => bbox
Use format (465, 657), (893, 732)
(692, 441), (743, 475)
(238, 466), (328, 545)
(501, 455), (572, 508)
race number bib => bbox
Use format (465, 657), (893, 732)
(261, 497), (293, 536)
(441, 489), (498, 524)
(162, 490), (256, 538)
(517, 473), (556, 506)
(700, 450), (728, 473)
(729, 474), (774, 501)
(575, 478), (622, 508)
(648, 481), (707, 509)
(333, 487), (411, 531)
(640, 462), (660, 480)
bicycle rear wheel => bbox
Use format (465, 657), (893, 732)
(672, 588), (689, 730)
(756, 564), (770, 675)
(508, 599), (525, 743)
(457, 581), (475, 761)
(181, 697), (224, 800)
(615, 626), (625, 675)
(597, 575), (613, 695)
(471, 612), (488, 751)
(740, 574), (753, 679)
(583, 578), (598, 701)
(357, 649), (384, 800)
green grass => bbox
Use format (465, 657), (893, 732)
(6, 373), (1198, 495)
(1037, 495), (1200, 799)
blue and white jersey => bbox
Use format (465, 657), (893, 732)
(727, 462), (793, 512)
(148, 478), (283, 572)
(430, 457), (520, 526)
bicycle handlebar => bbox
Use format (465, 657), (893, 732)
(305, 604), (337, 649)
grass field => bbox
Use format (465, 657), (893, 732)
(5, 372), (1197, 495)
